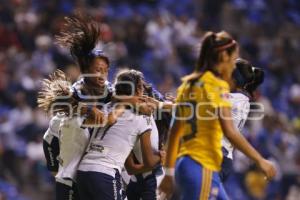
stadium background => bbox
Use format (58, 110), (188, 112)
(0, 0), (300, 199)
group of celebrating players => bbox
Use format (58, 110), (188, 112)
(37, 13), (277, 200)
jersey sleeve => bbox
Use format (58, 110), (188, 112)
(47, 118), (60, 136)
(137, 115), (152, 136)
(205, 81), (232, 108)
(237, 101), (250, 131)
(43, 115), (62, 139)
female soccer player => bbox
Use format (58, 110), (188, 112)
(40, 13), (114, 200)
(76, 69), (165, 200)
(159, 31), (276, 200)
(220, 58), (265, 182)
(125, 81), (171, 200)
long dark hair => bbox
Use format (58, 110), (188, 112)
(55, 13), (105, 72)
(233, 58), (255, 89)
(246, 67), (264, 94)
(232, 58), (264, 95)
(183, 31), (237, 82)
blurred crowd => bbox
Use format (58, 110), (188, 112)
(0, 0), (299, 199)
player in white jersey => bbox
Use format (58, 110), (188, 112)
(124, 82), (173, 200)
(77, 69), (165, 200)
(40, 74), (124, 200)
(39, 13), (116, 200)
(221, 93), (250, 158)
(39, 75), (115, 200)
(125, 116), (165, 200)
(220, 58), (265, 182)
(42, 110), (87, 199)
(43, 113), (64, 176)
(56, 115), (92, 197)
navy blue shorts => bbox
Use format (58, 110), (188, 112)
(126, 166), (164, 200)
(43, 137), (60, 173)
(219, 156), (233, 183)
(77, 170), (124, 200)
(56, 180), (80, 200)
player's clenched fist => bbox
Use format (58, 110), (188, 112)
(257, 158), (277, 180)
(159, 175), (174, 200)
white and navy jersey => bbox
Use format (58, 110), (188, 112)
(55, 116), (90, 183)
(43, 113), (65, 143)
(222, 93), (250, 159)
(43, 113), (65, 173)
(144, 85), (172, 146)
(129, 117), (165, 187)
(78, 105), (152, 178)
(132, 116), (159, 164)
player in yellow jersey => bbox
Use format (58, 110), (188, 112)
(159, 31), (276, 200)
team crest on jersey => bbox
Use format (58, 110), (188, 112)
(90, 143), (105, 153)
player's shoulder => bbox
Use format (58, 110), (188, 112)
(177, 81), (187, 93)
(135, 114), (153, 127)
(202, 71), (229, 90)
(229, 92), (250, 103)
(136, 115), (152, 135)
(60, 114), (85, 129)
(50, 113), (65, 126)
(229, 92), (250, 115)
